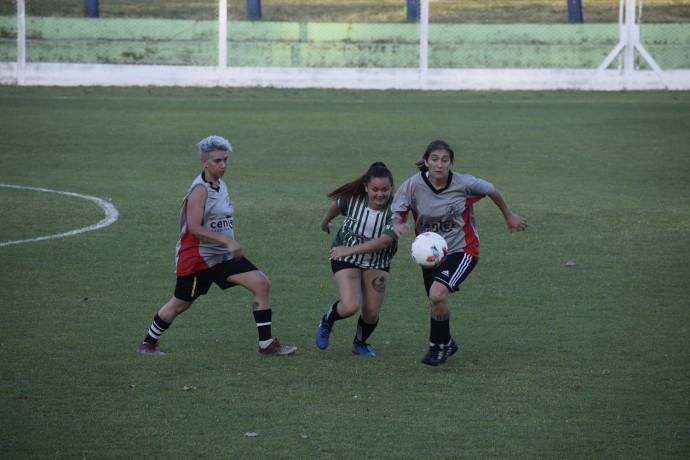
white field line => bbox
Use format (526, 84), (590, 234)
(0, 183), (119, 247)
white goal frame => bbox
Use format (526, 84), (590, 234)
(590, 0), (666, 88)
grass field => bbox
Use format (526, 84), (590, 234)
(0, 87), (689, 458)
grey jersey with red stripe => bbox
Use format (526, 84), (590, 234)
(390, 171), (495, 259)
(175, 172), (235, 276)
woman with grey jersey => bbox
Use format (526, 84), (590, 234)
(137, 135), (297, 357)
(316, 162), (400, 357)
(391, 139), (527, 366)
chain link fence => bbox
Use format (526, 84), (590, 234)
(1, 1), (689, 84)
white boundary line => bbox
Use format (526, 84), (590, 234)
(0, 183), (119, 247)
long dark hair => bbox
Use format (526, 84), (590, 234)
(328, 162), (394, 201)
(415, 139), (455, 172)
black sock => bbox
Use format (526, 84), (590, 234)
(253, 309), (272, 342)
(429, 312), (450, 346)
(144, 314), (170, 343)
(355, 315), (378, 343)
(324, 300), (343, 325)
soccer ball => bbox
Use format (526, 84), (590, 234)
(410, 232), (448, 267)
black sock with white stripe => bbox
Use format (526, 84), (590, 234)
(144, 314), (170, 344)
(253, 309), (272, 342)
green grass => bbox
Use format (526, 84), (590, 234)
(0, 87), (689, 458)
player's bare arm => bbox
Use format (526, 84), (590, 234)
(489, 190), (527, 232)
(320, 201), (340, 234)
(329, 234), (395, 259)
(187, 184), (245, 258)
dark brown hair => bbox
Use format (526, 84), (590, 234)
(415, 139), (455, 172)
(328, 162), (394, 201)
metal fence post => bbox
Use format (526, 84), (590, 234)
(567, 0), (583, 23)
(219, 0), (227, 71)
(84, 0), (99, 18)
(17, 0), (25, 84)
(407, 0), (420, 21)
(247, 0), (262, 20)
(419, 0), (428, 88)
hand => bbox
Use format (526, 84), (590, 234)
(329, 246), (351, 260)
(393, 220), (410, 236)
(506, 213), (527, 233)
(227, 240), (245, 260)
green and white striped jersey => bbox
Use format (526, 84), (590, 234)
(331, 195), (399, 269)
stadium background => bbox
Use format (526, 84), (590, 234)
(1, 0), (689, 89)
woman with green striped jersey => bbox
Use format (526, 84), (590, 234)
(316, 162), (399, 357)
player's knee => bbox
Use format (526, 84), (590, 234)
(161, 298), (192, 321)
(251, 272), (270, 293)
(428, 288), (448, 306)
(339, 299), (360, 316)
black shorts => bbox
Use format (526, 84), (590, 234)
(422, 252), (477, 295)
(174, 257), (259, 302)
(331, 259), (390, 274)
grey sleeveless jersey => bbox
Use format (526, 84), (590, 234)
(390, 171), (495, 258)
(175, 173), (235, 276)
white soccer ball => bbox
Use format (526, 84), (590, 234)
(410, 232), (448, 267)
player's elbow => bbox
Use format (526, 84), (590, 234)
(188, 224), (208, 241)
(379, 235), (395, 249)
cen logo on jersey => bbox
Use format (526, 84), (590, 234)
(420, 220), (453, 233)
(210, 216), (233, 232)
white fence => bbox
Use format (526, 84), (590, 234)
(1, 0), (689, 90)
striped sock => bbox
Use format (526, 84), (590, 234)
(144, 314), (170, 343)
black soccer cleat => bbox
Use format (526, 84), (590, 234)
(421, 343), (446, 366)
(421, 339), (459, 366)
(445, 338), (459, 359)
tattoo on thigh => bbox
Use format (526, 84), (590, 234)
(252, 301), (260, 311)
(372, 276), (387, 293)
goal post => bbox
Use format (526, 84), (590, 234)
(596, 0), (662, 76)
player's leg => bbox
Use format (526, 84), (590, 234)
(352, 269), (388, 357)
(158, 296), (195, 321)
(421, 280), (454, 366)
(333, 268), (363, 318)
(227, 269), (271, 311)
(138, 296), (194, 355)
(226, 267), (296, 356)
(428, 280), (451, 346)
(316, 263), (362, 349)
(138, 272), (209, 355)
(421, 252), (476, 366)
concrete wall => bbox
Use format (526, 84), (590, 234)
(1, 16), (688, 90)
(1, 17), (688, 69)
